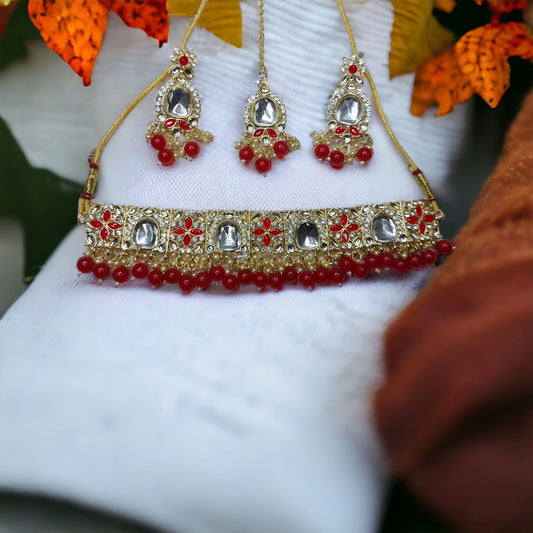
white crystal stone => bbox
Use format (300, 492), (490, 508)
(372, 214), (397, 243)
(133, 219), (159, 249)
(335, 96), (362, 125)
(295, 222), (319, 250)
(216, 222), (241, 251)
(253, 98), (277, 126)
(166, 87), (192, 118)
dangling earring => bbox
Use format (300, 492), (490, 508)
(311, 0), (374, 170)
(236, 0), (300, 176)
(146, 5), (213, 167)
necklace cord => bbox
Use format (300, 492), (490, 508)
(258, 0), (268, 79)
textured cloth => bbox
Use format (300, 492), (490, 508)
(0, 1), (468, 532)
(375, 90), (533, 532)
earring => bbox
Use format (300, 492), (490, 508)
(236, 0), (300, 176)
(146, 48), (213, 167)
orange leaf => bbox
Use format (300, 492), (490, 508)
(411, 48), (474, 116)
(28, 0), (109, 86)
(100, 0), (168, 45)
(474, 0), (527, 14)
(455, 22), (533, 108)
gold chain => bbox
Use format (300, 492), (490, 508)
(258, 0), (268, 79)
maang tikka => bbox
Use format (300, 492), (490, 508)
(235, 0), (300, 175)
(146, 6), (213, 167)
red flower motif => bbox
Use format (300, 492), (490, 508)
(89, 209), (121, 241)
(330, 213), (360, 243)
(252, 217), (283, 247)
(173, 216), (203, 246)
(407, 205), (435, 234)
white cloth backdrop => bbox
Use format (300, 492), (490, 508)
(0, 1), (468, 532)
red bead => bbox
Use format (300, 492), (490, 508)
(210, 265), (226, 282)
(112, 266), (129, 284)
(179, 275), (195, 294)
(239, 146), (254, 163)
(283, 267), (299, 285)
(329, 151), (345, 169)
(195, 271), (211, 290)
(158, 148), (175, 166)
(77, 256), (94, 274)
(253, 271), (269, 289)
(179, 55), (189, 66)
(132, 263), (149, 279)
(436, 239), (454, 255)
(237, 269), (254, 285)
(164, 267), (181, 284)
(380, 253), (395, 269)
(150, 134), (166, 150)
(273, 140), (289, 158)
(394, 258), (409, 273)
(93, 262), (110, 280)
(422, 249), (438, 265)
(364, 254), (381, 270)
(339, 255), (356, 275)
(353, 263), (369, 279)
(348, 64), (358, 74)
(148, 268), (164, 287)
(314, 144), (330, 159)
(255, 158), (272, 175)
(299, 270), (315, 289)
(269, 272), (284, 291)
(222, 274), (239, 292)
(329, 267), (345, 285)
(408, 253), (423, 269)
(357, 147), (373, 163)
(315, 267), (330, 286)
(184, 141), (200, 159)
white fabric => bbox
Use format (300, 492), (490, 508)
(0, 1), (468, 532)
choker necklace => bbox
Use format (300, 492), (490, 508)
(76, 0), (454, 294)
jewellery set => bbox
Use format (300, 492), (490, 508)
(76, 0), (454, 293)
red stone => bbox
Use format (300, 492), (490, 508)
(436, 239), (454, 255)
(408, 253), (423, 269)
(299, 271), (315, 289)
(349, 126), (360, 136)
(164, 268), (181, 284)
(150, 134), (166, 150)
(352, 263), (369, 279)
(314, 144), (330, 160)
(422, 249), (438, 265)
(179, 55), (189, 66)
(93, 262), (111, 280)
(179, 275), (195, 294)
(394, 258), (409, 273)
(267, 129), (278, 138)
(348, 64), (358, 74)
(158, 148), (175, 166)
(255, 158), (272, 175)
(380, 252), (395, 269)
(339, 255), (357, 275)
(253, 271), (269, 290)
(222, 275), (239, 292)
(315, 267), (330, 286)
(148, 269), (164, 287)
(329, 267), (345, 285)
(238, 270), (254, 285)
(253, 129), (264, 137)
(132, 263), (149, 279)
(357, 147), (373, 163)
(335, 126), (347, 134)
(329, 151), (345, 169)
(283, 267), (299, 285)
(112, 266), (130, 284)
(273, 140), (289, 158)
(164, 119), (177, 128)
(184, 141), (201, 158)
(178, 120), (190, 131)
(195, 271), (212, 290)
(76, 256), (94, 274)
(269, 273), (284, 291)
(364, 253), (381, 269)
(210, 265), (226, 282)
(239, 146), (254, 163)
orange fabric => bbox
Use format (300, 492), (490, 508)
(375, 90), (533, 532)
